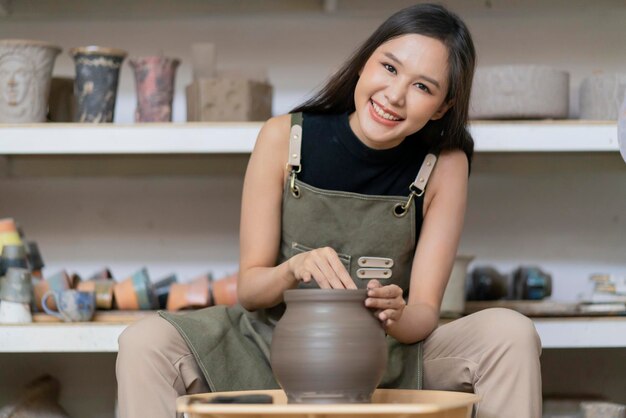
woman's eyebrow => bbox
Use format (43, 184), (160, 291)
(382, 51), (441, 90)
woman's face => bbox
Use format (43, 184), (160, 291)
(349, 34), (452, 150)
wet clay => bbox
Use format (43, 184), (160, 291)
(270, 289), (387, 404)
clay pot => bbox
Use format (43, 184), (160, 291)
(0, 244), (28, 276)
(69, 46), (127, 122)
(211, 273), (238, 306)
(129, 56), (180, 122)
(113, 276), (139, 310)
(0, 218), (22, 250)
(270, 289), (387, 404)
(0, 267), (32, 304)
(166, 274), (211, 311)
(0, 39), (61, 123)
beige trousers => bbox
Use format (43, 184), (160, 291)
(116, 308), (542, 418)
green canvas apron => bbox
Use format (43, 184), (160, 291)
(160, 113), (438, 393)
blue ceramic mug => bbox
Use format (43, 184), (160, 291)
(42, 290), (95, 322)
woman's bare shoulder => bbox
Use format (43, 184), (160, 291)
(255, 114), (292, 149)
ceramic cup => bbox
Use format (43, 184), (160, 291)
(42, 289), (95, 322)
(129, 56), (180, 122)
(166, 274), (211, 312)
(69, 46), (127, 122)
(77, 279), (115, 310)
(0, 300), (32, 323)
(0, 267), (32, 304)
(0, 39), (62, 123)
(153, 273), (178, 310)
(211, 272), (238, 306)
(25, 241), (44, 275)
(131, 268), (157, 310)
(0, 218), (22, 252)
(0, 244), (28, 276)
(33, 270), (72, 311)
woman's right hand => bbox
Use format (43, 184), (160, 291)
(288, 247), (357, 289)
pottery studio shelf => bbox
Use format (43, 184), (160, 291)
(0, 120), (618, 155)
(1, 312), (626, 353)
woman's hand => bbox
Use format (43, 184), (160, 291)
(288, 247), (357, 289)
(365, 280), (406, 327)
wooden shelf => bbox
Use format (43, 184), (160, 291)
(0, 121), (618, 155)
(1, 314), (625, 352)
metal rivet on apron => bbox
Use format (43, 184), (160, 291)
(359, 271), (365, 276)
(384, 271), (389, 276)
(292, 153), (298, 159)
(293, 135), (299, 139)
(419, 177), (425, 183)
(393, 203), (408, 218)
(427, 161), (431, 166)
(385, 260), (390, 265)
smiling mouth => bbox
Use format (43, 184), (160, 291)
(370, 100), (403, 122)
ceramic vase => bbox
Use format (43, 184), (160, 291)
(69, 46), (127, 122)
(0, 39), (61, 123)
(270, 289), (387, 404)
(129, 56), (180, 122)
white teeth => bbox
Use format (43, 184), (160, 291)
(371, 101), (401, 121)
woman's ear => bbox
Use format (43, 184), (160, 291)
(431, 100), (454, 121)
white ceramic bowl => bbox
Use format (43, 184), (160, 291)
(469, 65), (569, 119)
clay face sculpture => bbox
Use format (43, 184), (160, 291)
(270, 289), (387, 404)
(0, 40), (61, 122)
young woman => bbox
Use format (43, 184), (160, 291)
(117, 4), (542, 418)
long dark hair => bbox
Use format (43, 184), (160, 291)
(291, 3), (476, 165)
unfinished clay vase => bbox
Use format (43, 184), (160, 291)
(0, 39), (61, 122)
(129, 56), (180, 122)
(270, 289), (387, 404)
(69, 46), (127, 122)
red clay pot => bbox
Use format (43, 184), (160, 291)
(211, 273), (238, 306)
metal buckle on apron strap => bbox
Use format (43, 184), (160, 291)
(358, 257), (394, 268)
(287, 116), (303, 198)
(357, 268), (393, 280)
(394, 153), (437, 218)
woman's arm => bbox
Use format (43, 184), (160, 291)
(237, 114), (298, 311)
(366, 149), (469, 343)
(238, 115), (356, 312)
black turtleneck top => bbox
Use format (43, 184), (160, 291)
(298, 112), (430, 198)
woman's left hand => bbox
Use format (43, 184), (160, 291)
(365, 280), (406, 328)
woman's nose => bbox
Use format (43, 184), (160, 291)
(384, 81), (405, 107)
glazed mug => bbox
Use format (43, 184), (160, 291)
(34, 270), (72, 311)
(77, 279), (115, 310)
(42, 289), (95, 322)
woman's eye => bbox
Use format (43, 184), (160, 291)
(383, 63), (396, 74)
(415, 83), (430, 94)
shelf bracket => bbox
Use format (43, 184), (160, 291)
(0, 0), (11, 17)
(322, 0), (338, 14)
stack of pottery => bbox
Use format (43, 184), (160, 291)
(69, 46), (127, 122)
(0, 268), (33, 323)
(129, 55), (180, 122)
(270, 289), (387, 404)
(0, 39), (61, 123)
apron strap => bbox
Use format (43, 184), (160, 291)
(287, 112), (303, 198)
(287, 113), (303, 172)
(410, 153), (438, 196)
(394, 153), (438, 218)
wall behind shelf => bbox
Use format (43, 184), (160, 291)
(1, 4), (625, 122)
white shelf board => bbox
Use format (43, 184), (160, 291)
(0, 121), (618, 155)
(1, 317), (624, 353)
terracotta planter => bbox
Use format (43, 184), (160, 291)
(113, 276), (139, 310)
(270, 289), (387, 404)
(69, 46), (127, 122)
(166, 274), (211, 311)
(211, 272), (238, 306)
(0, 39), (61, 122)
(129, 56), (180, 122)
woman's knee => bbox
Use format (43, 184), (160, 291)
(118, 314), (184, 363)
(475, 308), (542, 355)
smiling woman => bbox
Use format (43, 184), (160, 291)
(116, 4), (542, 418)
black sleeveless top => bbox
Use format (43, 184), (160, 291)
(298, 112), (430, 233)
(299, 112), (430, 195)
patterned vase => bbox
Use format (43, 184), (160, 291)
(70, 46), (127, 123)
(0, 39), (61, 123)
(129, 56), (180, 122)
